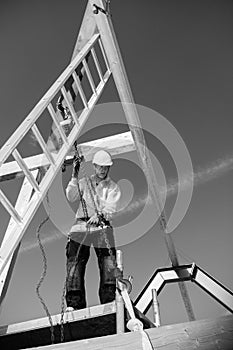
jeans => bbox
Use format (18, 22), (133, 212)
(65, 225), (116, 310)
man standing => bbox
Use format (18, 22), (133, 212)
(65, 150), (121, 311)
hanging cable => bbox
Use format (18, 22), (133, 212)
(35, 193), (55, 344)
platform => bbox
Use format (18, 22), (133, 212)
(8, 314), (233, 350)
(0, 300), (155, 349)
(0, 302), (117, 349)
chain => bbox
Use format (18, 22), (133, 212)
(56, 96), (74, 173)
(87, 175), (117, 269)
(60, 142), (90, 342)
(58, 120), (118, 340)
(35, 193), (55, 344)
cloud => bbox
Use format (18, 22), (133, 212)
(115, 154), (233, 216)
(165, 155), (233, 197)
(20, 154), (233, 252)
(20, 230), (64, 253)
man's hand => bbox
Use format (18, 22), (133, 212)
(87, 213), (99, 225)
(72, 154), (84, 178)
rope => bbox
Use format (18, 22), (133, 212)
(35, 194), (55, 344)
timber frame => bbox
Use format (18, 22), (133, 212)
(0, 4), (233, 349)
(0, 0), (195, 321)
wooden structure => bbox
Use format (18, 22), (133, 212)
(0, 264), (232, 348)
(24, 315), (233, 350)
(0, 0), (193, 323)
(0, 310), (232, 349)
(0, 1), (233, 349)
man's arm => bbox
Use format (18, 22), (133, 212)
(65, 155), (84, 202)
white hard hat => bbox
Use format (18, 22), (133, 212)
(92, 150), (113, 166)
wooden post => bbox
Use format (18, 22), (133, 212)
(91, 0), (195, 322)
(152, 289), (161, 327)
(0, 171), (38, 310)
(116, 250), (124, 333)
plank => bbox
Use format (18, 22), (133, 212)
(0, 131), (134, 182)
(0, 300), (116, 337)
(18, 315), (233, 350)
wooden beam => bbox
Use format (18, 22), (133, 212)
(148, 315), (233, 350)
(0, 131), (134, 182)
(91, 0), (195, 321)
(0, 301), (116, 337)
(64, 1), (97, 103)
(70, 1), (97, 61)
(0, 171), (38, 310)
(18, 315), (233, 350)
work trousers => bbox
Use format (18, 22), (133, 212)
(65, 225), (116, 310)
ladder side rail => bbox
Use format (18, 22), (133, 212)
(0, 66), (111, 276)
(0, 6), (108, 309)
(0, 33), (102, 236)
(0, 33), (100, 166)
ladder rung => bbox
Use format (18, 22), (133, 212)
(0, 34), (100, 167)
(61, 86), (80, 127)
(98, 38), (110, 73)
(91, 47), (104, 83)
(72, 71), (88, 108)
(12, 149), (40, 192)
(82, 58), (97, 95)
(0, 189), (22, 224)
(31, 124), (55, 166)
(47, 103), (69, 147)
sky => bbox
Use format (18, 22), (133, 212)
(0, 0), (233, 329)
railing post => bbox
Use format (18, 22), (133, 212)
(152, 289), (161, 327)
(116, 249), (124, 333)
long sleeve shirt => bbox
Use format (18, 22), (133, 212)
(66, 175), (121, 221)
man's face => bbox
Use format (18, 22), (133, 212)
(93, 164), (110, 180)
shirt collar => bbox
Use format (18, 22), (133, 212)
(91, 174), (110, 187)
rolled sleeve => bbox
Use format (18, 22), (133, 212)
(66, 177), (80, 202)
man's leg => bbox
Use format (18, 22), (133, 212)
(94, 227), (117, 304)
(65, 234), (90, 309)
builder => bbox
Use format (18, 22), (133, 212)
(65, 150), (121, 311)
